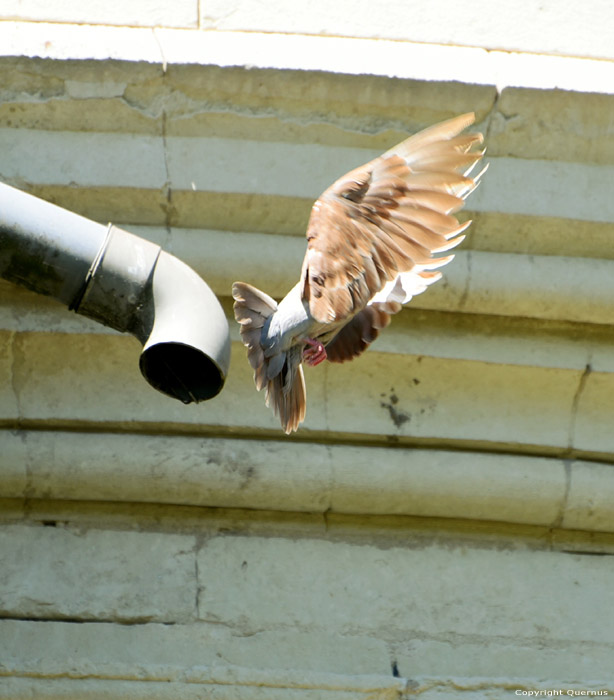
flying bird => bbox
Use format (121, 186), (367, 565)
(233, 112), (486, 433)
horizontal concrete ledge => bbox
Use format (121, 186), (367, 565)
(2, 34), (614, 167)
(77, 225), (614, 328)
(2, 22), (614, 95)
(4, 280), (614, 374)
(5, 272), (614, 375)
(3, 430), (614, 532)
(3, 619), (399, 687)
(3, 129), (614, 220)
(162, 229), (614, 327)
(0, 671), (405, 700)
(0, 332), (609, 457)
(3, 617), (614, 697)
(2, 675), (611, 700)
(0, 677), (610, 700)
(3, 215), (614, 329)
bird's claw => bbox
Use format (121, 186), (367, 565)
(303, 338), (327, 366)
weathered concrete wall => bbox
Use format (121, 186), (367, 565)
(1, 3), (614, 698)
(3, 510), (614, 699)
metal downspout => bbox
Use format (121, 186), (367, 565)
(0, 182), (230, 402)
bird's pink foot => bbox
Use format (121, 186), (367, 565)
(303, 338), (327, 366)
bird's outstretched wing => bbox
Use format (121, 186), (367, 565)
(301, 112), (485, 325)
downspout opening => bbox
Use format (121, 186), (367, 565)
(139, 343), (225, 403)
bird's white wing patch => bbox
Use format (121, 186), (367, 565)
(369, 266), (444, 306)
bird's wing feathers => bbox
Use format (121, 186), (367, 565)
(326, 268), (442, 363)
(382, 112), (477, 159)
(302, 112), (484, 324)
(325, 301), (400, 364)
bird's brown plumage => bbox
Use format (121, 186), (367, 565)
(302, 113), (484, 325)
(233, 112), (486, 433)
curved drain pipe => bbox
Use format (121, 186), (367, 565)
(0, 182), (230, 403)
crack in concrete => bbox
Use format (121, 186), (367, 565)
(554, 358), (592, 541)
(560, 459), (572, 527)
(484, 84), (502, 148)
(322, 441), (335, 530)
(192, 532), (212, 622)
(6, 333), (36, 506)
(567, 361), (592, 450)
(456, 249), (472, 312)
(194, 551), (201, 619)
(7, 330), (22, 423)
(160, 109), (174, 242)
(549, 459), (572, 533)
(151, 26), (174, 247)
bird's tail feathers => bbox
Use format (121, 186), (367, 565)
(232, 282), (278, 321)
(232, 281), (278, 389)
(265, 350), (306, 434)
(232, 282), (307, 432)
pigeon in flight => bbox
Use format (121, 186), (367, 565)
(233, 112), (486, 433)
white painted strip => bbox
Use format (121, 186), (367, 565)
(159, 28), (614, 93)
(1, 0), (197, 28)
(2, 21), (614, 93)
(199, 0), (614, 64)
(0, 21), (162, 62)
